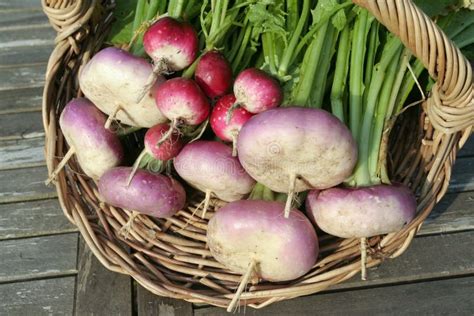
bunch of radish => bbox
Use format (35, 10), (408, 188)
(46, 1), (432, 309)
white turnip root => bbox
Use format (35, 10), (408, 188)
(98, 167), (186, 218)
(173, 141), (255, 217)
(79, 47), (167, 128)
(233, 68), (282, 113)
(207, 200), (318, 311)
(237, 107), (357, 217)
(210, 94), (253, 156)
(195, 51), (233, 99)
(46, 98), (123, 184)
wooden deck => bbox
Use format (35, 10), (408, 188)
(0, 1), (473, 315)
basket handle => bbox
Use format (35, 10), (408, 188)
(353, 0), (473, 134)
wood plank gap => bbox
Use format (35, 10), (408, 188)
(0, 23), (50, 32)
(0, 107), (42, 115)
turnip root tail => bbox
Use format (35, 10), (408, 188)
(119, 211), (140, 239)
(227, 259), (256, 313)
(231, 132), (238, 157)
(360, 237), (367, 280)
(126, 149), (148, 186)
(136, 60), (170, 104)
(104, 104), (122, 130)
(45, 147), (75, 185)
(202, 189), (212, 219)
(284, 173), (297, 218)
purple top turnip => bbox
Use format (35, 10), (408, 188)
(59, 98), (123, 179)
(237, 107), (357, 216)
(154, 77), (210, 126)
(207, 200), (318, 282)
(309, 184), (416, 238)
(79, 47), (167, 128)
(98, 167), (186, 218)
(143, 17), (199, 72)
(173, 141), (255, 202)
(233, 68), (282, 113)
(195, 51), (233, 99)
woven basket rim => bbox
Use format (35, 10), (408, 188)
(41, 0), (473, 309)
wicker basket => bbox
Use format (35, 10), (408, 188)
(42, 0), (473, 309)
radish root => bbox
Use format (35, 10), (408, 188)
(225, 102), (240, 124)
(136, 59), (170, 103)
(284, 173), (297, 218)
(157, 118), (178, 146)
(126, 149), (148, 186)
(360, 237), (367, 280)
(119, 211), (140, 239)
(227, 259), (256, 312)
(45, 147), (75, 185)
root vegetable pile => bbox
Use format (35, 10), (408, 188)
(49, 0), (473, 310)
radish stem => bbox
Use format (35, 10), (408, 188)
(45, 147), (75, 185)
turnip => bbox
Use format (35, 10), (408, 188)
(210, 94), (253, 156)
(173, 141), (255, 217)
(195, 51), (233, 99)
(46, 98), (123, 184)
(237, 107), (357, 217)
(79, 47), (167, 128)
(154, 77), (210, 143)
(126, 123), (183, 185)
(207, 200), (318, 311)
(233, 68), (282, 113)
(136, 17), (199, 102)
(98, 167), (186, 218)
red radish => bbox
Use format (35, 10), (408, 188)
(99, 167), (186, 218)
(126, 123), (184, 185)
(79, 47), (167, 128)
(174, 141), (255, 217)
(46, 98), (124, 184)
(144, 123), (183, 161)
(136, 17), (199, 102)
(233, 68), (283, 113)
(210, 94), (253, 156)
(154, 77), (210, 142)
(237, 107), (357, 218)
(207, 200), (318, 311)
(195, 51), (233, 99)
(308, 184), (416, 238)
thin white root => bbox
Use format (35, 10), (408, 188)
(201, 189), (212, 219)
(136, 60), (169, 103)
(231, 132), (238, 157)
(284, 174), (297, 218)
(104, 104), (121, 129)
(360, 237), (367, 280)
(227, 259), (256, 313)
(45, 147), (75, 185)
(157, 118), (177, 146)
(126, 149), (148, 186)
(119, 211), (140, 239)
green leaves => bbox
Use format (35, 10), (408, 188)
(107, 0), (138, 46)
(413, 0), (461, 17)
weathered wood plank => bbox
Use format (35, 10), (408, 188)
(195, 276), (474, 315)
(0, 233), (77, 283)
(0, 137), (45, 170)
(0, 199), (76, 240)
(137, 286), (193, 316)
(0, 111), (44, 140)
(0, 64), (45, 91)
(448, 156), (474, 193)
(459, 136), (474, 157)
(0, 277), (75, 315)
(0, 44), (53, 67)
(0, 10), (47, 28)
(0, 166), (55, 203)
(0, 87), (43, 114)
(0, 24), (53, 50)
(75, 237), (133, 316)
(420, 191), (474, 235)
(0, 0), (42, 10)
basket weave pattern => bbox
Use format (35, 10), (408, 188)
(42, 0), (473, 309)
